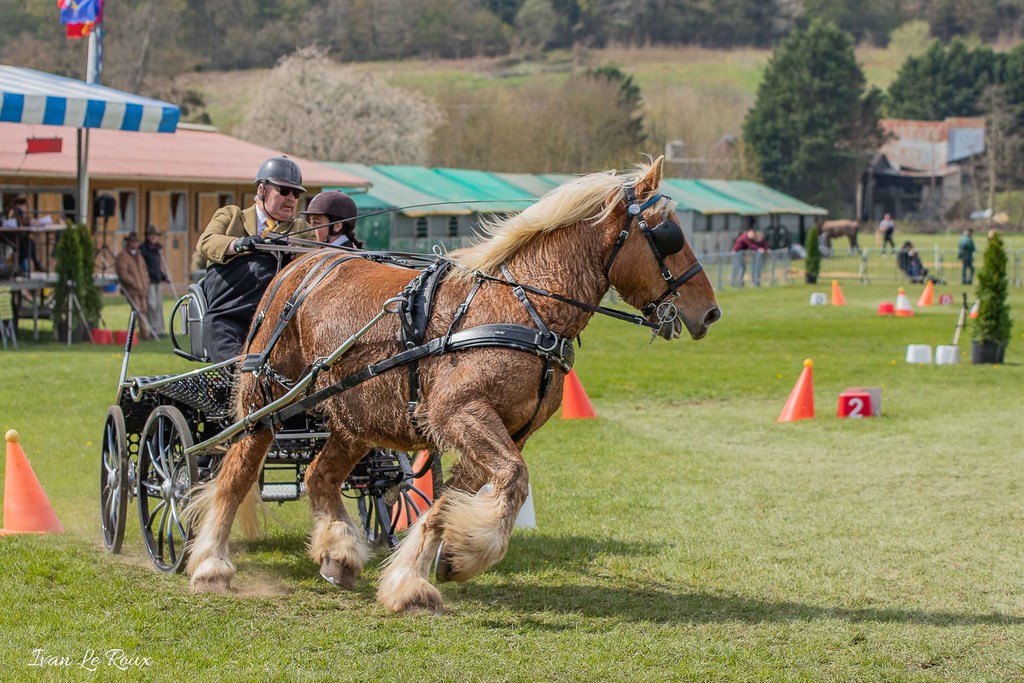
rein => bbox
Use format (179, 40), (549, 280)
(456, 183), (706, 337)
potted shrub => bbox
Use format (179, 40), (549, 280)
(54, 223), (103, 342)
(971, 231), (1012, 364)
(804, 223), (821, 284)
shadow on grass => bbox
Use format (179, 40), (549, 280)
(126, 531), (1023, 627)
(452, 581), (1024, 628)
(454, 533), (1024, 628)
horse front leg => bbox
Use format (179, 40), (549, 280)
(377, 401), (528, 613)
(187, 430), (273, 593)
(306, 431), (371, 590)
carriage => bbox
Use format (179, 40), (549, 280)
(99, 159), (720, 612)
(98, 274), (442, 573)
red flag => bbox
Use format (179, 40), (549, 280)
(58, 0), (102, 38)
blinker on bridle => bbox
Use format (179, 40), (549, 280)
(603, 185), (705, 334)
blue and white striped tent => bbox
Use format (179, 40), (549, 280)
(0, 65), (179, 133)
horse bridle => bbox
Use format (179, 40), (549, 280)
(603, 185), (705, 328)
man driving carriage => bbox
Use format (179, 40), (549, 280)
(195, 156), (310, 362)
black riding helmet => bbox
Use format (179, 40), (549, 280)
(300, 191), (358, 232)
(255, 156), (306, 193)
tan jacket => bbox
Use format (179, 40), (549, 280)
(196, 204), (308, 265)
(114, 246), (149, 304)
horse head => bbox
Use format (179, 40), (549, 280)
(604, 157), (721, 340)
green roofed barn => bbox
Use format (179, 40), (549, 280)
(322, 162), (827, 257)
(322, 162), (473, 251)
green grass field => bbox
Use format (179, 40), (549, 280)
(0, 273), (1022, 680)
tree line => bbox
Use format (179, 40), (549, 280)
(4, 0), (1024, 81)
(744, 25), (1024, 214)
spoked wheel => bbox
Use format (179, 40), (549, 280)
(353, 450), (443, 549)
(137, 406), (197, 573)
(100, 406), (129, 553)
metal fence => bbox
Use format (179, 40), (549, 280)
(706, 247), (1024, 288)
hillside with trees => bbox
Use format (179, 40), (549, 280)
(5, 0), (1024, 93)
(6, 0), (1024, 215)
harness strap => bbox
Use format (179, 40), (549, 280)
(500, 263), (551, 335)
(397, 260), (455, 434)
(474, 270), (658, 330)
(509, 356), (554, 442)
(268, 323), (575, 430)
(240, 253), (359, 374)
(642, 261), (706, 316)
(440, 275), (484, 350)
(245, 249), (335, 349)
(603, 187), (664, 279)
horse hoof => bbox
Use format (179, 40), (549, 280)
(379, 581), (446, 614)
(319, 555), (357, 590)
(190, 575), (232, 594)
(404, 600), (447, 616)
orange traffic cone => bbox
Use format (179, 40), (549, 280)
(916, 280), (934, 307)
(969, 299), (980, 320)
(831, 280), (846, 306)
(561, 369), (596, 419)
(393, 450), (434, 531)
(895, 288), (914, 317)
(778, 359), (815, 423)
(0, 430), (63, 536)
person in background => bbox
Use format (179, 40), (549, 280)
(195, 156), (308, 362)
(878, 213), (896, 254)
(6, 197), (43, 274)
(897, 240), (929, 283)
(114, 233), (156, 339)
(139, 225), (169, 338)
(958, 228), (976, 285)
(750, 229), (770, 286)
(731, 222), (767, 287)
(300, 190), (362, 248)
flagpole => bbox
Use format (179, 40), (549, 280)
(78, 26), (101, 226)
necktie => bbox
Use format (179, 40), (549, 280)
(263, 217), (277, 236)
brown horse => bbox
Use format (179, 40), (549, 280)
(820, 219), (861, 255)
(185, 157), (721, 613)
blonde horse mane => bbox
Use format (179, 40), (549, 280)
(447, 161), (659, 281)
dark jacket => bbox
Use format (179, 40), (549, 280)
(139, 241), (168, 284)
(198, 205), (306, 362)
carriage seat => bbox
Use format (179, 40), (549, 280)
(171, 281), (210, 362)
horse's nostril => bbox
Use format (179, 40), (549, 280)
(705, 307), (722, 327)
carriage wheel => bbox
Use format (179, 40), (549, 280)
(358, 451), (443, 549)
(100, 406), (129, 553)
(137, 406), (197, 573)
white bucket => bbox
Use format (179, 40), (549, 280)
(905, 344), (933, 364)
(935, 345), (960, 365)
(809, 292), (827, 305)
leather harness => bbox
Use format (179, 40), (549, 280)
(241, 183), (704, 442)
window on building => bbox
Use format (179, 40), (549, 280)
(117, 191), (137, 232)
(447, 216), (459, 238)
(415, 217), (428, 238)
(169, 192), (187, 232)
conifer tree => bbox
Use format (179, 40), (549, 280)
(742, 20), (883, 213)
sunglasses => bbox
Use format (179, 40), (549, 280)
(268, 182), (302, 198)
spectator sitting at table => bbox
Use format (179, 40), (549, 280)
(897, 241), (930, 283)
